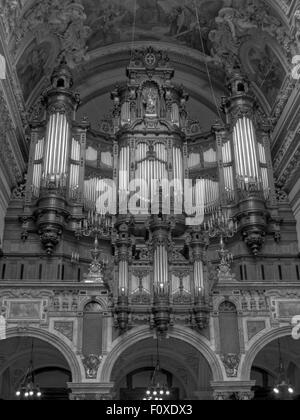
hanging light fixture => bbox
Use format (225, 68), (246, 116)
(273, 340), (294, 399)
(143, 339), (171, 401)
(15, 340), (42, 400)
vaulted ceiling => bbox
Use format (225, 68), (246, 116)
(1, 0), (298, 132)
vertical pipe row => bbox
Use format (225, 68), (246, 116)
(44, 113), (69, 179)
(234, 117), (260, 183)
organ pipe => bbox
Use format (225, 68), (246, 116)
(32, 138), (45, 196)
(154, 244), (168, 286)
(233, 116), (260, 185)
(191, 179), (219, 215)
(69, 138), (80, 196)
(194, 260), (204, 292)
(44, 112), (70, 182)
(119, 260), (129, 292)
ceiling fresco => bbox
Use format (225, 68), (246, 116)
(247, 44), (286, 107)
(82, 0), (224, 53)
(16, 40), (51, 102)
(1, 0), (299, 118)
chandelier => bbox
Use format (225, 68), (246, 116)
(76, 209), (113, 239)
(76, 210), (113, 284)
(204, 206), (237, 241)
(143, 339), (171, 401)
(273, 340), (294, 399)
(15, 340), (42, 400)
(204, 206), (237, 273)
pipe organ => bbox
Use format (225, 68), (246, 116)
(22, 49), (279, 333)
(220, 69), (275, 255)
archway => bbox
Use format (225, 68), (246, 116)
(0, 336), (73, 400)
(100, 326), (223, 400)
(242, 327), (300, 400)
(0, 328), (82, 400)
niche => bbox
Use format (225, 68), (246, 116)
(82, 301), (103, 356)
(218, 301), (240, 355)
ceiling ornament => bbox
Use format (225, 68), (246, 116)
(0, 90), (23, 186)
(0, 0), (23, 41)
(208, 0), (295, 73)
(9, 0), (91, 67)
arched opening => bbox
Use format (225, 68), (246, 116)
(110, 336), (213, 400)
(250, 336), (300, 400)
(0, 337), (72, 400)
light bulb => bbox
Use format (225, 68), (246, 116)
(166, 390), (170, 396)
(37, 392), (42, 398)
(160, 390), (164, 395)
(24, 392), (29, 398)
(153, 390), (158, 396)
(16, 391), (21, 397)
(273, 387), (279, 395)
(288, 387), (294, 394)
(146, 390), (151, 395)
(29, 391), (34, 396)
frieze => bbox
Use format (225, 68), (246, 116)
(50, 290), (80, 312)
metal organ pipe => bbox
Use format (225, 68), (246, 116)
(222, 140), (234, 198)
(69, 138), (81, 195)
(193, 178), (219, 215)
(119, 260), (128, 292)
(258, 142), (269, 198)
(153, 242), (169, 287)
(32, 138), (45, 196)
(44, 112), (69, 182)
(233, 117), (260, 184)
(194, 260), (204, 291)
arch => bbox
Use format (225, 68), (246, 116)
(113, 355), (192, 399)
(3, 327), (82, 383)
(78, 295), (108, 312)
(100, 325), (223, 382)
(213, 295), (242, 312)
(241, 326), (293, 380)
